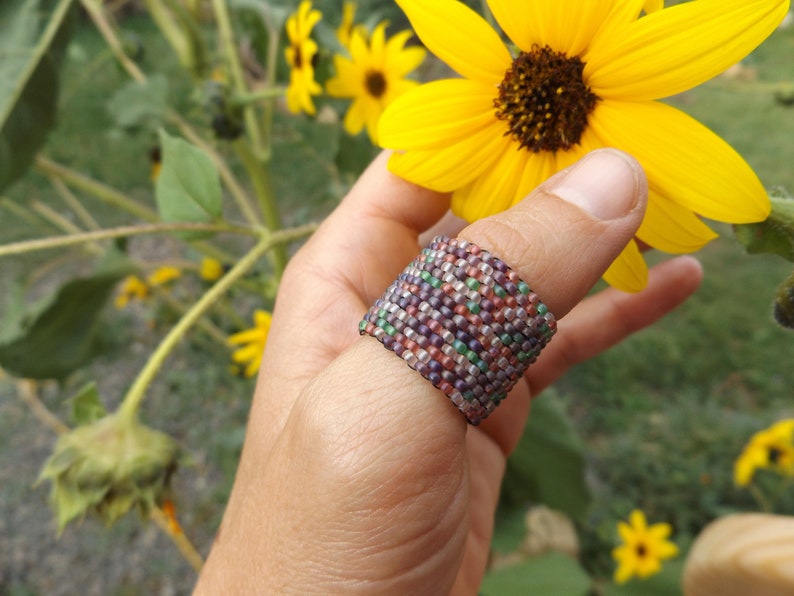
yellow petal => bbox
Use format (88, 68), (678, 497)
(602, 240), (648, 292)
(488, 0), (618, 57)
(630, 510), (648, 532)
(643, 0), (664, 13)
(586, 0), (790, 101)
(379, 79), (498, 150)
(388, 122), (509, 192)
(638, 191), (718, 254)
(396, 0), (510, 83)
(588, 100), (769, 224)
(451, 144), (529, 221)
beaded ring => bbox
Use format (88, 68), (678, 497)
(359, 235), (557, 425)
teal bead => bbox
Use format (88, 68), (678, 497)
(466, 277), (481, 290)
(493, 285), (507, 298)
(537, 303), (548, 315)
(466, 349), (479, 363)
(517, 281), (530, 295)
(466, 301), (480, 314)
(500, 332), (513, 345)
(453, 339), (468, 354)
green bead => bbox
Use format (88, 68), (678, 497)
(517, 281), (531, 295)
(537, 303), (548, 315)
(466, 350), (479, 363)
(385, 324), (397, 336)
(453, 339), (468, 354)
(493, 284), (507, 298)
(430, 276), (443, 289)
(500, 333), (513, 345)
(477, 360), (489, 373)
(420, 271), (432, 283)
(466, 277), (481, 290)
(358, 320), (367, 332)
(466, 301), (480, 314)
(378, 308), (388, 319)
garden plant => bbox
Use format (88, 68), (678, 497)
(2, 0), (794, 593)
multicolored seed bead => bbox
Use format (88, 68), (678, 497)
(360, 236), (556, 425)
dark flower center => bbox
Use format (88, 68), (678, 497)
(494, 45), (599, 153)
(292, 45), (303, 68)
(366, 70), (387, 98)
(768, 446), (783, 465)
(636, 543), (648, 559)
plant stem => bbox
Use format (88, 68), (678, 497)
(211, 0), (267, 159)
(749, 483), (773, 513)
(79, 0), (146, 83)
(0, 197), (46, 228)
(230, 86), (287, 108)
(49, 176), (101, 230)
(34, 156), (159, 222)
(17, 380), (69, 435)
(0, 222), (255, 259)
(115, 223), (316, 422)
(233, 141), (287, 276)
(30, 201), (104, 256)
(150, 504), (204, 572)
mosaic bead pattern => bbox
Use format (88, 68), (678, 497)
(359, 235), (557, 425)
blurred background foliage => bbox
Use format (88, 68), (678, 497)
(1, 1), (794, 594)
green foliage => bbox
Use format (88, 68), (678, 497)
(155, 128), (223, 239)
(70, 382), (107, 426)
(500, 390), (592, 521)
(107, 75), (169, 131)
(481, 553), (591, 596)
(602, 560), (685, 596)
(0, 0), (76, 192)
(0, 269), (129, 379)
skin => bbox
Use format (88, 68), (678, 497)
(195, 149), (703, 594)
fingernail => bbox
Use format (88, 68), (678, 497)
(551, 149), (643, 220)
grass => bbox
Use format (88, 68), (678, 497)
(2, 5), (794, 594)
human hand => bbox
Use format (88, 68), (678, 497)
(195, 149), (703, 594)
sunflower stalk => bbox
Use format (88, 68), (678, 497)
(115, 223), (316, 423)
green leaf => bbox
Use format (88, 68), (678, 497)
(70, 382), (107, 426)
(481, 553), (591, 596)
(0, 270), (127, 379)
(0, 0), (76, 192)
(602, 559), (685, 596)
(734, 195), (794, 262)
(501, 390), (592, 520)
(155, 129), (223, 240)
(107, 74), (169, 131)
(271, 115), (342, 219)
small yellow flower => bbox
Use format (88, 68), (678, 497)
(612, 509), (679, 584)
(199, 257), (225, 282)
(326, 22), (425, 144)
(115, 275), (149, 309)
(147, 266), (181, 287)
(379, 0), (788, 291)
(228, 309), (273, 378)
(285, 0), (323, 115)
(336, 2), (368, 49)
(734, 419), (794, 486)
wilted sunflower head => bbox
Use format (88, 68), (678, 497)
(37, 413), (181, 533)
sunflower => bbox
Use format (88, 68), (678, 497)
(379, 0), (789, 291)
(612, 509), (679, 584)
(734, 418), (794, 486)
(284, 1), (322, 116)
(326, 22), (426, 144)
(228, 309), (273, 378)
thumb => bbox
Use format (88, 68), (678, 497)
(461, 148), (647, 319)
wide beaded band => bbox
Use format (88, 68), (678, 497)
(359, 235), (557, 425)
